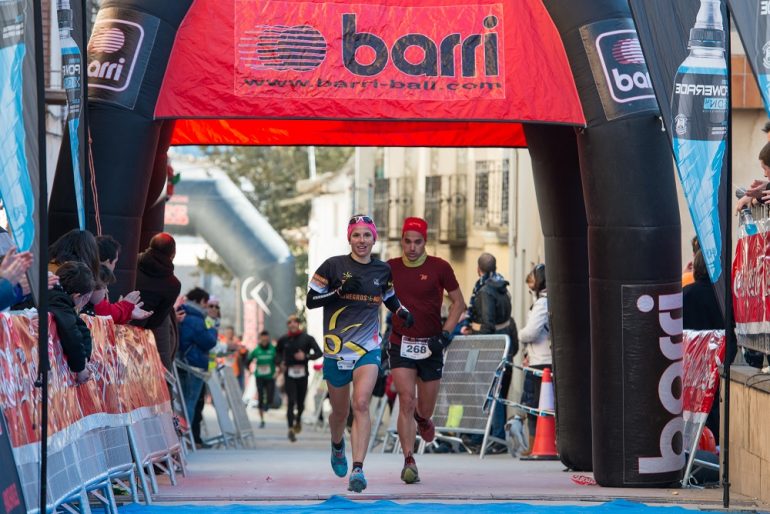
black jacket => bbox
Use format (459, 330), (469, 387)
(134, 248), (181, 330)
(683, 278), (723, 330)
(472, 277), (513, 334)
(276, 332), (322, 372)
(49, 285), (92, 372)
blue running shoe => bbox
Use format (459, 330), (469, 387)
(348, 467), (367, 493)
(330, 440), (347, 478)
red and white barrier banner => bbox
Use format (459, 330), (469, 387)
(733, 232), (769, 336)
(0, 312), (170, 461)
(682, 329), (724, 450)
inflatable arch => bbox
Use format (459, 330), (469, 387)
(49, 0), (683, 486)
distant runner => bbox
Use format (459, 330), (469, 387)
(247, 330), (276, 429)
(306, 214), (414, 493)
(387, 217), (465, 483)
(276, 314), (322, 442)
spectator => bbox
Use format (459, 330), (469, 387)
(0, 248), (33, 310)
(735, 142), (770, 211)
(220, 326), (248, 390)
(518, 264), (551, 457)
(178, 287), (218, 448)
(48, 229), (100, 279)
(466, 252), (518, 452)
(49, 261), (95, 384)
(134, 233), (182, 371)
(682, 236), (699, 288)
(86, 265), (152, 323)
(96, 235), (120, 272)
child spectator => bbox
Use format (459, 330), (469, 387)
(86, 265), (151, 323)
(50, 261), (95, 383)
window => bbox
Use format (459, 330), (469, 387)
(473, 159), (509, 231)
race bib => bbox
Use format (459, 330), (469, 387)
(400, 336), (431, 360)
(336, 359), (355, 371)
(287, 365), (307, 379)
(257, 364), (271, 375)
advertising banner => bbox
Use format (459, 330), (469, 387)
(729, 0), (770, 116)
(55, 0), (86, 229)
(622, 283), (685, 484)
(0, 0), (41, 298)
(0, 412), (25, 514)
(629, 0), (729, 316)
(156, 0), (584, 125)
(733, 226), (770, 353)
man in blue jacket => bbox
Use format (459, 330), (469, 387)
(178, 287), (218, 447)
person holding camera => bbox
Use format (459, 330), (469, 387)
(306, 214), (414, 493)
(386, 217), (465, 484)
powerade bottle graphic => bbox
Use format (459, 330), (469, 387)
(0, 0), (35, 251)
(58, 0), (85, 229)
(671, 0), (727, 284)
(739, 207), (759, 236)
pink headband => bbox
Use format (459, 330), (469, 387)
(347, 217), (378, 242)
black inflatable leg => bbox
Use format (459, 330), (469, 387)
(525, 123), (593, 472)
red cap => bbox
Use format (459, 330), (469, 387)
(402, 217), (428, 240)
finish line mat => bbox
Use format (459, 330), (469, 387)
(119, 497), (729, 514)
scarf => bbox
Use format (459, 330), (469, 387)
(401, 252), (427, 268)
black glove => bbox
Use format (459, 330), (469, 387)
(397, 307), (414, 328)
(429, 331), (452, 355)
(338, 275), (362, 295)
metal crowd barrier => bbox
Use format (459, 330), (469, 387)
(166, 367), (196, 453)
(434, 334), (511, 458)
(218, 366), (256, 448)
(368, 334), (510, 457)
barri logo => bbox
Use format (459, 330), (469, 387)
(239, 25), (327, 72)
(87, 17), (144, 92)
(343, 13), (499, 77)
(595, 30), (654, 104)
(636, 291), (684, 474)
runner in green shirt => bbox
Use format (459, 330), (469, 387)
(247, 330), (277, 428)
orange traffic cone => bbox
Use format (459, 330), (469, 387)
(521, 367), (559, 460)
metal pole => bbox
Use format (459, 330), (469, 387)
(722, 6), (733, 507)
(32, 0), (50, 508)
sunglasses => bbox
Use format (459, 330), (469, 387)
(349, 215), (373, 225)
(209, 304), (220, 310)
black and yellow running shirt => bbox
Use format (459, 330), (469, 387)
(309, 254), (394, 361)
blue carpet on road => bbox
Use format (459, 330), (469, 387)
(118, 498), (731, 514)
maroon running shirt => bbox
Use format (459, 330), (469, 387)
(388, 255), (460, 345)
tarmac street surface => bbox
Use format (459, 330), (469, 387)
(142, 403), (759, 509)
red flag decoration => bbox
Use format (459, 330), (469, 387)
(156, 0), (585, 147)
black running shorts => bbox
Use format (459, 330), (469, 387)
(387, 343), (443, 381)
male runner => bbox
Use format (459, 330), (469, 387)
(387, 217), (466, 483)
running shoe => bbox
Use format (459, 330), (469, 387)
(288, 428), (297, 442)
(330, 440), (348, 477)
(293, 421), (302, 434)
(400, 460), (420, 484)
(259, 420), (265, 429)
(414, 412), (436, 443)
(348, 467), (367, 492)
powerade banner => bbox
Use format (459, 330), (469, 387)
(55, 0), (86, 229)
(155, 0), (585, 125)
(629, 0), (729, 316)
(729, 0), (770, 116)
(0, 0), (41, 300)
